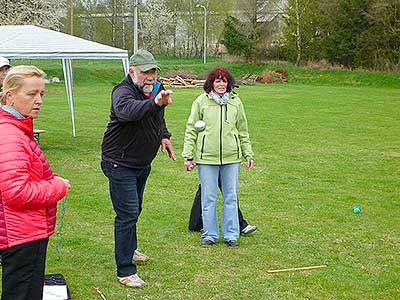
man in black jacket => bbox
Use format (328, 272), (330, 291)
(101, 49), (175, 288)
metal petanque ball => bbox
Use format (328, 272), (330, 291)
(353, 205), (361, 214)
(194, 120), (206, 132)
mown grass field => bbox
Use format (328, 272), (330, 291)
(1, 59), (399, 299)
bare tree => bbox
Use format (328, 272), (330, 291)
(294, 0), (301, 65)
(140, 0), (176, 55)
(232, 0), (285, 62)
(0, 0), (66, 30)
(282, 0), (319, 65)
(69, 0), (74, 34)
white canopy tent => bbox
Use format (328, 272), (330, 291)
(0, 25), (129, 136)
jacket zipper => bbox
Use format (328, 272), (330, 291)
(200, 135), (205, 159)
(220, 106), (223, 164)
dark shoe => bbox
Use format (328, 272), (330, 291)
(225, 240), (239, 248)
(241, 224), (257, 235)
(201, 239), (214, 247)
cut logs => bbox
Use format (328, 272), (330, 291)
(159, 76), (205, 88)
(159, 68), (288, 88)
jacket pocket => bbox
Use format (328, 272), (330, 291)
(234, 134), (240, 159)
(200, 135), (206, 159)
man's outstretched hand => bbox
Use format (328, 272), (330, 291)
(161, 138), (176, 161)
(155, 90), (173, 107)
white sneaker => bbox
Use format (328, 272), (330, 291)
(133, 250), (150, 263)
(118, 273), (146, 288)
(241, 224), (257, 235)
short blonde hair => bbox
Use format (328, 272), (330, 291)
(0, 65), (46, 105)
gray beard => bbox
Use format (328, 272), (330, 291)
(142, 84), (153, 94)
(133, 77), (154, 95)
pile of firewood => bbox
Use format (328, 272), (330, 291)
(238, 69), (289, 85)
(258, 69), (288, 83)
(239, 74), (259, 85)
(159, 76), (205, 88)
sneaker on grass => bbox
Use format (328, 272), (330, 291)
(225, 240), (239, 248)
(201, 239), (215, 247)
(241, 224), (257, 235)
(133, 250), (149, 263)
(118, 273), (146, 288)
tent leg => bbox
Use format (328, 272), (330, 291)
(62, 58), (76, 137)
(122, 58), (129, 75)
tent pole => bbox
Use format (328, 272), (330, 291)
(122, 58), (129, 75)
(62, 58), (77, 137)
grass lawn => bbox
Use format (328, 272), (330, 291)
(1, 60), (399, 299)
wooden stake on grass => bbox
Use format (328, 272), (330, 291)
(267, 264), (328, 274)
(92, 287), (107, 300)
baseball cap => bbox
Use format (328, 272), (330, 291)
(129, 49), (160, 72)
(0, 57), (11, 69)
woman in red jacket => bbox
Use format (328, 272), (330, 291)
(0, 65), (70, 300)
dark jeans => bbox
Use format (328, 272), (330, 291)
(101, 160), (151, 277)
(188, 184), (249, 232)
(1, 238), (48, 300)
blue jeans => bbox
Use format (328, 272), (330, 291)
(101, 160), (151, 277)
(197, 163), (240, 242)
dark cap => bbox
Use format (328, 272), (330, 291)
(129, 49), (160, 72)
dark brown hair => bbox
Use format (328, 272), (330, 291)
(203, 67), (235, 93)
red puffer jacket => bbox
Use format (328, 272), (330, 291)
(0, 109), (67, 250)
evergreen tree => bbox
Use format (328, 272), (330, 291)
(362, 0), (400, 69)
(221, 16), (255, 58)
(325, 0), (370, 67)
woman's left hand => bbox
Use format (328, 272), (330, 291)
(246, 159), (254, 170)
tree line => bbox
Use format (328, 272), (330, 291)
(1, 0), (399, 70)
(223, 0), (400, 69)
(64, 0), (234, 58)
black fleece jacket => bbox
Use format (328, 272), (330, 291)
(101, 75), (171, 168)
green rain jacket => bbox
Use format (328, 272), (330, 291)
(182, 91), (254, 165)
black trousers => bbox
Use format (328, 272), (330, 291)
(1, 238), (49, 300)
(188, 184), (249, 232)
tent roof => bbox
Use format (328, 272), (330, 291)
(0, 25), (128, 59)
(0, 25), (129, 137)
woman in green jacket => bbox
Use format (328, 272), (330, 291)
(182, 67), (254, 247)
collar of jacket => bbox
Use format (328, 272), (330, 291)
(205, 90), (238, 102)
(0, 109), (34, 137)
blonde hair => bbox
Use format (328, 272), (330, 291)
(0, 65), (46, 105)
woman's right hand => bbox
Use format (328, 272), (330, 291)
(246, 159), (254, 170)
(184, 160), (196, 172)
(54, 176), (71, 190)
